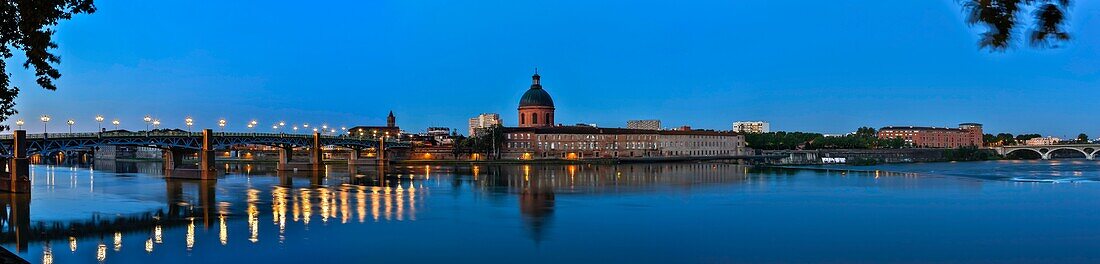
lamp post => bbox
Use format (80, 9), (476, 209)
(152, 119), (160, 129)
(218, 119), (227, 131)
(111, 119), (120, 130)
(272, 125), (278, 133)
(15, 119), (23, 130)
(278, 121), (285, 133)
(143, 115), (152, 131)
(66, 119), (75, 133)
(95, 115), (104, 133)
(247, 123), (254, 132)
(185, 117), (194, 132)
(292, 126), (298, 134)
(40, 115), (51, 133)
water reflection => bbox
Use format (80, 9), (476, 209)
(0, 161), (1004, 263)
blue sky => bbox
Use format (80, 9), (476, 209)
(7, 0), (1099, 137)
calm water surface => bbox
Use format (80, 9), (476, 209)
(3, 160), (1100, 263)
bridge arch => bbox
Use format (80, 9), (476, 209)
(1004, 148), (1044, 159)
(1046, 147), (1090, 159)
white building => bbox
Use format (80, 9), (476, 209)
(1025, 136), (1061, 146)
(732, 121), (770, 133)
(468, 113), (502, 136)
(627, 120), (661, 130)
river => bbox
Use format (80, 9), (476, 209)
(2, 160), (1099, 263)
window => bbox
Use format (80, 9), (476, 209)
(532, 113), (538, 124)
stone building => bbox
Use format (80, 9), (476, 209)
(627, 120), (661, 130)
(518, 71), (555, 128)
(468, 113), (502, 136)
(877, 123), (983, 148)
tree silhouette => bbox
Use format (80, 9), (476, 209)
(962, 0), (1071, 51)
(0, 0), (95, 130)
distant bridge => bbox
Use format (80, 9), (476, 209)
(996, 144), (1100, 160)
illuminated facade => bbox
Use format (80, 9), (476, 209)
(500, 126), (747, 160)
(877, 123), (983, 148)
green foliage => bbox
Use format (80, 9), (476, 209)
(745, 129), (905, 150)
(961, 0), (1072, 51)
(943, 146), (994, 161)
(452, 125), (505, 158)
(0, 0), (95, 130)
(1015, 134), (1041, 142)
(1077, 133), (1089, 143)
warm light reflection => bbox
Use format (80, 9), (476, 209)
(300, 189), (312, 225)
(248, 189), (260, 243)
(154, 225), (163, 244)
(356, 187), (367, 223)
(113, 232), (122, 251)
(96, 243), (107, 263)
(219, 214), (228, 245)
(144, 238), (154, 253)
(68, 236), (77, 252)
(42, 243), (53, 264)
(186, 218), (195, 250)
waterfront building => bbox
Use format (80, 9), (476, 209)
(732, 121), (770, 133)
(500, 126), (747, 159)
(348, 111), (401, 138)
(627, 120), (661, 130)
(518, 71), (555, 128)
(490, 71), (746, 160)
(1025, 136), (1061, 146)
(468, 113), (502, 136)
(877, 123), (983, 148)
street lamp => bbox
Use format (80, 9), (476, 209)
(303, 123), (309, 128)
(111, 119), (120, 129)
(247, 123), (254, 132)
(15, 119), (23, 130)
(95, 115), (104, 132)
(292, 126), (298, 134)
(40, 115), (51, 135)
(66, 119), (75, 133)
(218, 119), (227, 131)
(185, 117), (194, 132)
(272, 125), (278, 133)
(143, 115), (152, 131)
(152, 119), (161, 129)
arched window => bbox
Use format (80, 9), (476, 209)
(545, 113), (551, 125)
(532, 113), (538, 124)
(520, 114), (526, 125)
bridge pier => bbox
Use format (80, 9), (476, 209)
(2, 130), (30, 193)
(310, 132), (322, 171)
(277, 147), (293, 171)
(163, 129), (217, 180)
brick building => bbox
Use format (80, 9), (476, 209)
(877, 123), (983, 148)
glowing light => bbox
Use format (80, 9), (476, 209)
(96, 243), (107, 263)
(68, 237), (77, 252)
(144, 238), (154, 253)
(186, 218), (195, 250)
(113, 232), (122, 251)
(219, 214), (228, 245)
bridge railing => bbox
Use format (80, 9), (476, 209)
(0, 131), (405, 144)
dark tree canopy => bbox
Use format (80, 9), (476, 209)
(962, 0), (1071, 51)
(0, 0), (95, 130)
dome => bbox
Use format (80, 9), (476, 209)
(520, 86), (554, 107)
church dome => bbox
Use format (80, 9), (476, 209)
(519, 72), (554, 108)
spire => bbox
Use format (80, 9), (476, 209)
(386, 111), (396, 127)
(531, 68), (541, 86)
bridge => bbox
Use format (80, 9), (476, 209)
(995, 144), (1100, 160)
(0, 129), (411, 192)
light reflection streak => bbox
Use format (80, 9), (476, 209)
(113, 232), (122, 251)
